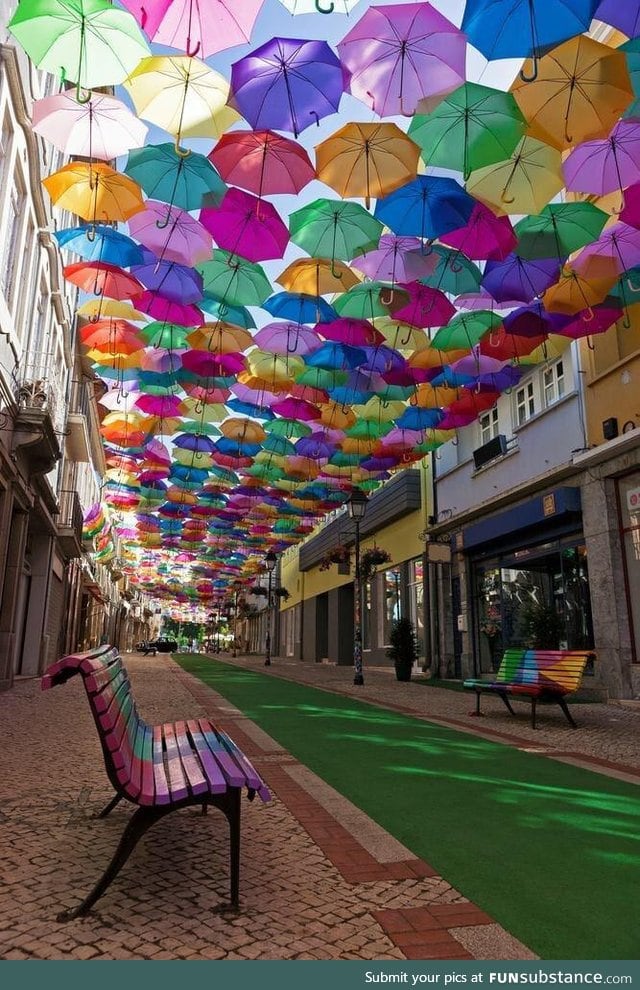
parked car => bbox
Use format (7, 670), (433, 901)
(136, 638), (178, 655)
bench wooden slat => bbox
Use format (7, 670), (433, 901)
(152, 725), (171, 804)
(139, 726), (155, 806)
(161, 722), (190, 802)
(198, 719), (247, 788)
(186, 719), (227, 793)
(173, 720), (208, 796)
(215, 728), (271, 800)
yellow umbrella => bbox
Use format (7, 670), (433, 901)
(178, 398), (228, 421)
(411, 384), (461, 409)
(372, 317), (429, 352)
(277, 258), (361, 296)
(511, 37), (633, 152)
(245, 350), (304, 386)
(358, 397), (406, 423)
(43, 162), (144, 222)
(316, 122), (420, 209)
(317, 401), (357, 429)
(124, 55), (239, 150)
(219, 418), (267, 444)
(466, 136), (563, 216)
(77, 299), (149, 321)
(87, 348), (145, 368)
(520, 334), (572, 365)
(408, 343), (469, 371)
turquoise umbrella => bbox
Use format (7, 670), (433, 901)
(124, 143), (227, 212)
(289, 199), (383, 263)
(197, 250), (272, 308)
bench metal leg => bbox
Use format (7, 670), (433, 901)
(557, 696), (577, 728)
(95, 793), (123, 819)
(498, 692), (515, 716)
(57, 805), (168, 922)
(531, 697), (537, 730)
(469, 690), (484, 717)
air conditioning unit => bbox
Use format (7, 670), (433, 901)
(473, 434), (508, 470)
(602, 417), (619, 441)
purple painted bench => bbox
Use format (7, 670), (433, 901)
(42, 645), (270, 921)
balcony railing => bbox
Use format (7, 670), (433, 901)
(57, 488), (84, 558)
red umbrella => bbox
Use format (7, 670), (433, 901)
(64, 262), (144, 300)
(479, 326), (546, 361)
(388, 282), (456, 329)
(209, 129), (315, 197)
(439, 389), (501, 428)
(200, 187), (289, 262)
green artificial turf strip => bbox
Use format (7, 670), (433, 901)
(175, 654), (640, 960)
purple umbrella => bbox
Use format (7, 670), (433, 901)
(254, 321), (321, 356)
(230, 37), (346, 138)
(128, 200), (212, 267)
(482, 254), (561, 304)
(338, 2), (466, 118)
(574, 222), (640, 276)
(132, 251), (204, 305)
(295, 433), (337, 459)
(594, 0), (640, 37)
(200, 187), (289, 263)
(351, 235), (423, 282)
(563, 121), (640, 205)
(503, 303), (568, 337)
(181, 350), (246, 376)
(389, 282), (456, 329)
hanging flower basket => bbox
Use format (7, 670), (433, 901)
(318, 545), (351, 571)
(360, 546), (392, 584)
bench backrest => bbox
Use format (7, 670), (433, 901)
(496, 649), (591, 695)
(42, 646), (147, 800)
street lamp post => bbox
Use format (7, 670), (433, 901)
(348, 487), (368, 686)
(264, 550), (277, 666)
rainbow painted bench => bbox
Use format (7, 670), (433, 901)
(42, 645), (271, 921)
(463, 648), (594, 729)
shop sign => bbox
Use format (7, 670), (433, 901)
(626, 486), (640, 513)
(542, 493), (556, 516)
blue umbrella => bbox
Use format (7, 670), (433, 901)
(226, 398), (275, 420)
(230, 37), (346, 138)
(199, 297), (256, 329)
(132, 250), (204, 306)
(375, 176), (476, 241)
(482, 255), (561, 304)
(395, 406), (445, 430)
(263, 291), (337, 324)
(305, 342), (367, 370)
(55, 225), (144, 267)
(462, 0), (598, 79)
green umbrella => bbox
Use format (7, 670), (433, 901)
(514, 203), (609, 262)
(8, 0), (150, 99)
(137, 321), (191, 349)
(344, 419), (393, 439)
(295, 367), (349, 390)
(197, 250), (272, 308)
(408, 82), (526, 180)
(124, 144), (227, 212)
(289, 199), (383, 263)
(268, 418), (313, 439)
(431, 310), (501, 351)
(199, 298), (256, 328)
(416, 246), (483, 296)
(333, 282), (392, 319)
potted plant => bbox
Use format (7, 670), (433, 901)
(387, 616), (418, 682)
(318, 545), (351, 571)
(360, 546), (392, 584)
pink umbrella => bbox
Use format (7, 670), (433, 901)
(271, 397), (321, 421)
(32, 91), (147, 160)
(388, 282), (456, 329)
(209, 130), (315, 197)
(350, 235), (423, 282)
(182, 350), (246, 376)
(338, 2), (466, 117)
(232, 382), (280, 406)
(254, 322), (322, 356)
(132, 291), (204, 327)
(200, 188), (289, 262)
(563, 121), (640, 207)
(439, 203), (517, 261)
(139, 350), (183, 372)
(450, 347), (507, 377)
(135, 394), (184, 417)
(120, 0), (264, 57)
(128, 200), (212, 267)
(574, 222), (640, 276)
(553, 304), (623, 340)
(317, 318), (384, 347)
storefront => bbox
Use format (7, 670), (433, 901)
(460, 487), (594, 677)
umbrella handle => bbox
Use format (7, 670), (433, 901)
(156, 213), (171, 230)
(86, 225), (96, 243)
(623, 308), (632, 330)
(379, 288), (396, 307)
(330, 260), (344, 279)
(627, 276), (640, 293)
(581, 306), (594, 323)
(400, 327), (412, 347)
(500, 187), (516, 205)
(449, 257), (463, 274)
(586, 335), (595, 350)
(75, 83), (92, 104)
(174, 139), (191, 158)
(186, 39), (201, 57)
(315, 0), (335, 11)
(519, 57), (538, 83)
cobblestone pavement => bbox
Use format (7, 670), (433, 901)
(0, 656), (535, 961)
(227, 655), (640, 777)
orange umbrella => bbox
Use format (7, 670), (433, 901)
(219, 418), (267, 444)
(316, 122), (420, 209)
(543, 263), (618, 316)
(186, 324), (253, 353)
(43, 162), (144, 222)
(511, 37), (633, 151)
(64, 262), (144, 300)
(277, 258), (360, 296)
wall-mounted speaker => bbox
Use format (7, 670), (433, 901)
(602, 417), (619, 441)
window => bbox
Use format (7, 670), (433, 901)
(0, 174), (27, 309)
(383, 567), (402, 646)
(479, 407), (499, 445)
(543, 360), (565, 407)
(515, 380), (536, 426)
(0, 111), (13, 191)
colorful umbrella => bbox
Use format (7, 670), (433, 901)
(409, 82), (526, 180)
(54, 225), (144, 267)
(431, 311), (501, 351)
(124, 0), (264, 58)
(462, 0), (598, 77)
(315, 122), (420, 208)
(124, 55), (238, 149)
(132, 252), (204, 305)
(43, 162), (144, 222)
(482, 254), (560, 304)
(254, 322), (321, 356)
(514, 203), (608, 262)
(594, 0), (640, 36)
(8, 0), (150, 97)
(128, 200), (212, 267)
(277, 259), (360, 296)
(198, 251), (272, 307)
(230, 37), (345, 138)
(32, 91), (147, 160)
(439, 203), (516, 261)
(124, 143), (227, 211)
(374, 176), (476, 241)
(466, 136), (564, 216)
(200, 188), (290, 263)
(338, 2), (466, 118)
(511, 36), (633, 150)
(263, 292), (337, 325)
(209, 130), (315, 197)
(133, 291), (204, 327)
(289, 199), (383, 263)
(563, 121), (640, 208)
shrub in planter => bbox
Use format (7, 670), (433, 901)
(386, 616), (418, 682)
